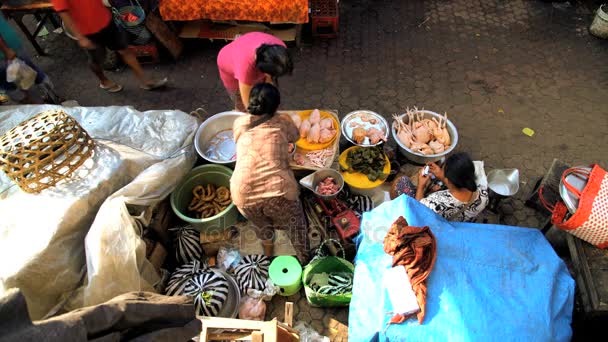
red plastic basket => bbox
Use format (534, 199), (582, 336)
(311, 0), (339, 38)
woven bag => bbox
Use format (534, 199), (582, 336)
(186, 271), (230, 317)
(233, 255), (270, 293)
(540, 164), (608, 248)
(165, 260), (229, 317)
(170, 226), (203, 265)
(0, 110), (94, 193)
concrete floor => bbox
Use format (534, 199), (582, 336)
(12, 0), (608, 339)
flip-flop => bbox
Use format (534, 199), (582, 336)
(141, 77), (168, 91)
(0, 94), (9, 104)
(99, 83), (123, 93)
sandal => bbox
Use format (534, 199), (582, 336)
(0, 94), (9, 104)
(140, 77), (168, 91)
(99, 83), (123, 93)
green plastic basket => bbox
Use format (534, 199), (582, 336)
(302, 256), (354, 307)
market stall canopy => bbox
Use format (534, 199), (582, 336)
(0, 105), (198, 320)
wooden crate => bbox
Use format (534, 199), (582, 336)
(567, 234), (608, 317)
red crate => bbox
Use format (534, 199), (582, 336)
(311, 0), (339, 38)
(128, 43), (159, 64)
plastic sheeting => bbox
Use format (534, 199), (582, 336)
(0, 105), (198, 320)
(349, 195), (574, 342)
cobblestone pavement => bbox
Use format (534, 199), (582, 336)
(14, 0), (608, 338)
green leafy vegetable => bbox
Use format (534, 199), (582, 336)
(345, 146), (388, 181)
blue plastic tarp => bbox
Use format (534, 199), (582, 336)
(349, 195), (574, 342)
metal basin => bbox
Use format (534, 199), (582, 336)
(487, 168), (520, 197)
(391, 110), (458, 164)
(299, 168), (344, 200)
(194, 111), (244, 166)
(214, 269), (240, 318)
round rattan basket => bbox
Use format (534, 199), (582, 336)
(0, 109), (95, 193)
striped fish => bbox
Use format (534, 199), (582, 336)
(328, 273), (353, 287)
(233, 255), (270, 293)
(317, 273), (353, 295)
(170, 226), (203, 265)
(317, 284), (352, 295)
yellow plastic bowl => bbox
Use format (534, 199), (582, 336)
(338, 146), (391, 190)
(296, 110), (340, 150)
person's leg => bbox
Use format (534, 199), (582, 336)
(101, 21), (166, 90)
(85, 45), (122, 91)
(262, 197), (309, 264)
(0, 66), (9, 104)
(116, 48), (147, 84)
(237, 205), (275, 257)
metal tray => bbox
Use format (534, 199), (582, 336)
(559, 166), (590, 214)
(341, 110), (389, 147)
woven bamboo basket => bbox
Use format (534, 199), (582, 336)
(0, 109), (95, 193)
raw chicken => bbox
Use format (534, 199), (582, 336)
(428, 140), (445, 154)
(352, 127), (367, 144)
(307, 123), (321, 144)
(315, 177), (340, 195)
(300, 119), (311, 139)
(289, 113), (302, 129)
(367, 127), (386, 145)
(320, 118), (334, 129)
(309, 109), (321, 125)
(319, 128), (335, 143)
(294, 153), (306, 165)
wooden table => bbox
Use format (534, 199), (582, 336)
(1, 2), (59, 56)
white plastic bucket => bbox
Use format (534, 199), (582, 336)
(590, 5), (608, 39)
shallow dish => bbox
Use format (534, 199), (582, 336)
(341, 110), (389, 147)
(295, 109), (340, 151)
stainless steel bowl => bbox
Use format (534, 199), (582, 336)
(341, 110), (389, 147)
(214, 269), (240, 318)
(487, 168), (520, 197)
(391, 110), (458, 164)
(194, 111), (244, 165)
(312, 168), (344, 200)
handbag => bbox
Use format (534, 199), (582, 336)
(539, 164), (608, 248)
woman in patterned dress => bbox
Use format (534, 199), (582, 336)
(416, 152), (489, 222)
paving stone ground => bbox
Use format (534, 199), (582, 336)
(11, 0), (608, 338)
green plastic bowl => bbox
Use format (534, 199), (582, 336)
(170, 164), (238, 233)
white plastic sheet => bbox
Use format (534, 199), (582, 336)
(0, 105), (198, 319)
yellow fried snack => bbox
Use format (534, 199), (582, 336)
(188, 183), (232, 219)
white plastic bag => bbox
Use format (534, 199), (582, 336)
(237, 279), (279, 321)
(6, 58), (37, 90)
(238, 296), (266, 321)
(294, 322), (330, 342)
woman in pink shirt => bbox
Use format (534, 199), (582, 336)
(217, 32), (293, 111)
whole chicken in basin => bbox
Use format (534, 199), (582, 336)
(300, 119), (311, 138)
(319, 128), (336, 144)
(309, 109), (321, 125)
(307, 123), (321, 143)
